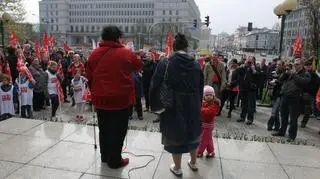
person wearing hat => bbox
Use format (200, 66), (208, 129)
(230, 58), (258, 125)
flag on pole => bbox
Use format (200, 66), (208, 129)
(47, 35), (54, 54)
(165, 32), (173, 58)
(17, 50), (34, 82)
(63, 42), (72, 52)
(8, 32), (18, 48)
(41, 32), (49, 55)
(57, 60), (64, 81)
(293, 32), (302, 58)
(34, 38), (40, 59)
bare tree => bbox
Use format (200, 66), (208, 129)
(302, 0), (320, 57)
(0, 0), (26, 21)
(272, 22), (281, 31)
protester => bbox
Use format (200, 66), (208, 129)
(29, 59), (47, 111)
(272, 58), (311, 141)
(219, 59), (239, 118)
(0, 74), (15, 120)
(197, 86), (220, 158)
(150, 33), (204, 177)
(46, 61), (61, 121)
(231, 58), (258, 125)
(142, 53), (156, 112)
(129, 71), (143, 120)
(71, 69), (87, 120)
(300, 58), (320, 127)
(23, 44), (34, 67)
(203, 54), (226, 99)
(256, 58), (268, 101)
(15, 69), (34, 118)
(267, 60), (285, 131)
(86, 26), (143, 169)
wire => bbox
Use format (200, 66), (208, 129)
(122, 132), (156, 179)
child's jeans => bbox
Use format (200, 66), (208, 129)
(50, 94), (59, 117)
(197, 127), (214, 155)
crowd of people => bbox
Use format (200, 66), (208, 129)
(0, 25), (319, 177)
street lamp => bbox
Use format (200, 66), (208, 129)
(274, 0), (297, 58)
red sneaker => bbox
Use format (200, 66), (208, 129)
(120, 158), (129, 167)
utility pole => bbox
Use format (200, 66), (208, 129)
(0, 19), (4, 50)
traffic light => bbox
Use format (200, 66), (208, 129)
(193, 19), (197, 28)
(248, 22), (253, 31)
(205, 16), (210, 27)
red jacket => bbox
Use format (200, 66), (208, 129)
(86, 40), (143, 110)
(68, 62), (85, 77)
(201, 101), (220, 129)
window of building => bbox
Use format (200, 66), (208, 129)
(125, 26), (129, 33)
(92, 26), (95, 32)
(163, 10), (165, 15)
(75, 26), (79, 32)
(70, 26), (73, 32)
(169, 10), (172, 15)
(56, 25), (59, 31)
(176, 10), (179, 15)
(56, 11), (58, 16)
(131, 26), (135, 33)
(56, 4), (58, 8)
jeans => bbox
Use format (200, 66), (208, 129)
(21, 105), (32, 118)
(97, 108), (129, 168)
(50, 94), (59, 117)
(301, 93), (313, 125)
(33, 91), (45, 111)
(240, 91), (256, 121)
(279, 95), (300, 140)
(268, 97), (281, 130)
(197, 127), (214, 155)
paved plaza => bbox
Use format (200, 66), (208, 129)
(0, 115), (320, 179)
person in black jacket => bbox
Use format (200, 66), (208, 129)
(231, 58), (258, 125)
(267, 60), (285, 131)
(273, 58), (311, 141)
(129, 72), (143, 120)
(256, 59), (268, 101)
(300, 59), (320, 127)
(142, 53), (156, 112)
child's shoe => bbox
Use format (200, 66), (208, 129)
(197, 153), (203, 158)
(206, 152), (215, 158)
(76, 115), (80, 119)
(79, 115), (84, 120)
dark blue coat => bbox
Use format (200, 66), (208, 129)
(150, 52), (204, 153)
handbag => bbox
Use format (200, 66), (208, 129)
(159, 60), (174, 108)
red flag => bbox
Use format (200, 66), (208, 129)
(165, 32), (173, 58)
(8, 32), (18, 48)
(57, 80), (64, 103)
(149, 50), (161, 61)
(293, 32), (302, 58)
(48, 35), (54, 47)
(57, 60), (64, 81)
(34, 38), (40, 59)
(17, 51), (34, 82)
(63, 42), (72, 52)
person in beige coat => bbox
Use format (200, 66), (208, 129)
(203, 56), (226, 99)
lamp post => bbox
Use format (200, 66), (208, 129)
(274, 0), (297, 59)
(0, 18), (4, 50)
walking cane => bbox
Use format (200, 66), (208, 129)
(91, 103), (97, 150)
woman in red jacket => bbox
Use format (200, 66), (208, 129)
(86, 26), (143, 169)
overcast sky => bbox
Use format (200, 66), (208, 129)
(24, 0), (282, 34)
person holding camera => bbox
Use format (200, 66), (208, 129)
(230, 58), (258, 125)
(272, 58), (311, 142)
(267, 60), (285, 131)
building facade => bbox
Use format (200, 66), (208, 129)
(240, 29), (279, 54)
(39, 0), (201, 48)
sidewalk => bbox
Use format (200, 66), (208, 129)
(0, 118), (320, 179)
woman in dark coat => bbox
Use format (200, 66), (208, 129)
(150, 34), (204, 176)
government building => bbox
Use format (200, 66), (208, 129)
(39, 0), (201, 49)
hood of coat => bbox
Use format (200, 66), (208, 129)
(171, 52), (198, 71)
